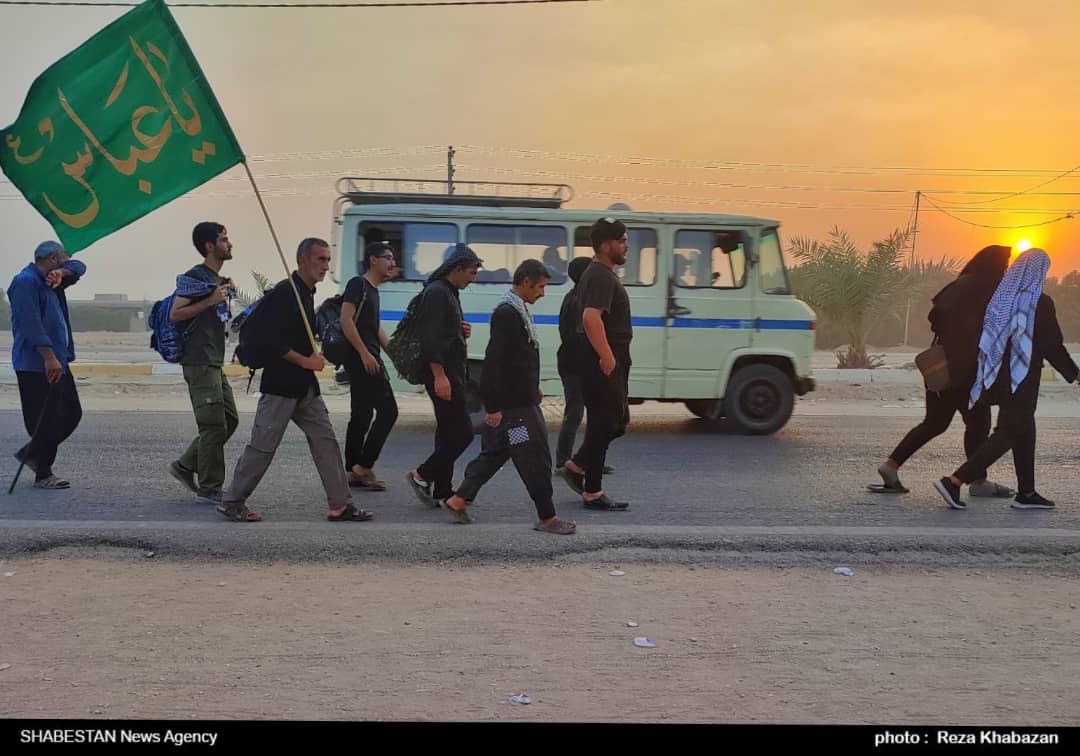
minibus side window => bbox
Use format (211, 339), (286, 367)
(674, 230), (746, 289)
(759, 229), (791, 294)
(465, 225), (569, 284)
(573, 226), (657, 286)
(359, 221), (458, 281)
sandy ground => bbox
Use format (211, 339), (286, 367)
(0, 558), (1077, 724)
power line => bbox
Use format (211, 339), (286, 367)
(921, 195), (1077, 230)
(459, 144), (1080, 178)
(454, 161), (1080, 199)
(0, 0), (597, 6)
(925, 163), (1080, 206)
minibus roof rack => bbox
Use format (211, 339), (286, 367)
(336, 177), (573, 209)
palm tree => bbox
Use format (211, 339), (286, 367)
(232, 270), (275, 309)
(789, 227), (916, 368)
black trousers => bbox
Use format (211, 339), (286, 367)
(555, 368), (584, 468)
(955, 370), (1039, 493)
(417, 378), (474, 499)
(456, 404), (555, 520)
(571, 343), (630, 494)
(343, 361), (399, 470)
(16, 370), (82, 480)
(889, 387), (992, 480)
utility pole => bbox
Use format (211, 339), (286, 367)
(447, 145), (456, 195)
(902, 190), (921, 346)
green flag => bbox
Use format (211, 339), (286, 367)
(0, 0), (244, 252)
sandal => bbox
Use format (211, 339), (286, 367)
(327, 503), (375, 522)
(216, 503), (262, 522)
(33, 474), (70, 490)
(558, 466), (585, 495)
(534, 518), (576, 535)
(444, 499), (472, 524)
(349, 472), (387, 491)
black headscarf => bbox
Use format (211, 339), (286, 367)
(958, 244), (1010, 282)
(423, 243), (484, 288)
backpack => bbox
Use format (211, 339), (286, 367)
(148, 267), (215, 363)
(384, 291), (427, 385)
(148, 295), (189, 363)
(315, 282), (366, 368)
(231, 294), (271, 370)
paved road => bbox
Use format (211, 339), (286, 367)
(2, 411), (1078, 566)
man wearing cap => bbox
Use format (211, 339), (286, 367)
(8, 240), (87, 489)
(557, 218), (632, 511)
(406, 243), (482, 506)
(340, 241), (400, 491)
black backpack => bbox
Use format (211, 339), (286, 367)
(232, 288), (275, 371)
(315, 282), (366, 368)
(385, 291), (427, 385)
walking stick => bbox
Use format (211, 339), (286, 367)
(8, 381), (57, 495)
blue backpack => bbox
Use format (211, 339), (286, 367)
(149, 267), (217, 363)
(149, 293), (198, 363)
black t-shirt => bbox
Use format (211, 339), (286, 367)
(576, 262), (632, 347)
(342, 275), (381, 357)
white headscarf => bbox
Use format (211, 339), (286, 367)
(498, 288), (539, 347)
(969, 248), (1051, 408)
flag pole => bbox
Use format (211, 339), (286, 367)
(242, 160), (318, 352)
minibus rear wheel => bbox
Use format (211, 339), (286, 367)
(725, 364), (794, 435)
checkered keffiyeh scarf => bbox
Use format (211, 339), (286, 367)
(498, 289), (540, 348)
(176, 274), (231, 323)
(968, 248), (1050, 408)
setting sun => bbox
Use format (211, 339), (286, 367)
(1016, 239), (1033, 253)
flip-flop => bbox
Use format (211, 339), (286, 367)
(327, 503), (374, 522)
(866, 483), (909, 494)
(534, 518), (576, 535)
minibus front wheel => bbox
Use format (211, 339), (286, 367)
(725, 364), (795, 435)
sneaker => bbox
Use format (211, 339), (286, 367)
(583, 494), (629, 511)
(1012, 491), (1055, 510)
(33, 474), (70, 490)
(196, 489), (224, 505)
(933, 477), (965, 510)
(168, 461), (199, 494)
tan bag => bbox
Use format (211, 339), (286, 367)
(915, 343), (951, 392)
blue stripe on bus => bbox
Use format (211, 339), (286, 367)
(381, 311), (812, 330)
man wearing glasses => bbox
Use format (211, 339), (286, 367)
(557, 218), (632, 511)
(340, 241), (401, 491)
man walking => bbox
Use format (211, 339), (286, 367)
(168, 222), (239, 503)
(341, 240), (400, 490)
(217, 238), (372, 523)
(558, 218), (632, 511)
(556, 255), (613, 476)
(443, 260), (575, 534)
(406, 243), (482, 506)
(8, 241), (86, 489)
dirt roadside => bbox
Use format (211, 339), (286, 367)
(0, 558), (1076, 724)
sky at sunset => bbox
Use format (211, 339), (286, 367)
(3, 0), (1080, 300)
